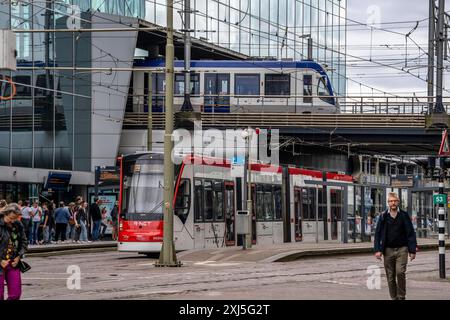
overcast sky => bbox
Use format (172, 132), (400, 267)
(347, 0), (449, 96)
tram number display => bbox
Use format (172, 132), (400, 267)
(433, 194), (447, 205)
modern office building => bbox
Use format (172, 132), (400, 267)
(146, 0), (347, 95)
(0, 0), (346, 203)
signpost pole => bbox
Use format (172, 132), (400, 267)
(437, 129), (448, 278)
(438, 176), (446, 279)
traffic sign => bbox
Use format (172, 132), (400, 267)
(438, 129), (450, 156)
(433, 194), (447, 205)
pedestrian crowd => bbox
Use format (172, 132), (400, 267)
(0, 197), (119, 245)
(0, 197), (119, 300)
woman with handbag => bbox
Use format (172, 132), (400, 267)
(0, 203), (28, 300)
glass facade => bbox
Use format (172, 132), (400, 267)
(0, 1), (144, 171)
(146, 0), (347, 95)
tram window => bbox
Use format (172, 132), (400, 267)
(213, 180), (224, 221)
(302, 188), (315, 220)
(204, 180), (214, 221)
(256, 184), (265, 221)
(274, 186), (282, 221)
(235, 74), (260, 96)
(174, 73), (200, 96)
(264, 74), (290, 96)
(330, 189), (343, 220)
(318, 188), (326, 220)
(194, 179), (203, 222)
(224, 183), (234, 219)
(263, 185), (274, 221)
(303, 74), (312, 103)
(174, 179), (191, 224)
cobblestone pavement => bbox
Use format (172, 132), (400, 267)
(19, 250), (450, 300)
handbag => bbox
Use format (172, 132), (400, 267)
(18, 260), (31, 273)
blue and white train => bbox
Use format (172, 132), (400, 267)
(132, 59), (338, 113)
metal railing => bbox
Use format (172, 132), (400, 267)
(127, 94), (450, 114)
(337, 96), (450, 114)
(122, 112), (426, 129)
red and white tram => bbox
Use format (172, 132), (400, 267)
(117, 152), (353, 253)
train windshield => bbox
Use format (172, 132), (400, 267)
(123, 160), (164, 221)
(317, 77), (334, 105)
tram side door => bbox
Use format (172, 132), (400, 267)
(251, 184), (257, 244)
(204, 73), (230, 113)
(224, 182), (235, 246)
(329, 188), (344, 241)
(294, 187), (303, 241)
(193, 179), (205, 248)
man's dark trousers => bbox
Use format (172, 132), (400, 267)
(383, 246), (409, 300)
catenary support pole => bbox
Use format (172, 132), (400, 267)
(157, 0), (179, 267)
(435, 0), (445, 113)
(147, 72), (152, 152)
(428, 0), (435, 114)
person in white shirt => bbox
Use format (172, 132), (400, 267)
(20, 201), (33, 242)
(30, 201), (42, 245)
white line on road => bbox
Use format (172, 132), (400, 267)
(320, 280), (360, 286)
(194, 261), (241, 267)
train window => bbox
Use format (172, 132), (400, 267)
(12, 75), (31, 97)
(204, 73), (230, 95)
(317, 77), (329, 96)
(264, 74), (290, 96)
(151, 73), (166, 93)
(274, 186), (282, 221)
(303, 75), (312, 103)
(35, 74), (57, 97)
(204, 180), (214, 221)
(194, 179), (203, 222)
(235, 74), (260, 96)
(213, 180), (224, 221)
(150, 73), (166, 111)
(174, 73), (200, 96)
(174, 179), (191, 224)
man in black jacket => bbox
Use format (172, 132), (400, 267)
(374, 192), (417, 300)
(90, 198), (102, 241)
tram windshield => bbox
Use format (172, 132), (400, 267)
(123, 161), (164, 221)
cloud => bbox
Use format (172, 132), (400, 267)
(346, 0), (448, 96)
